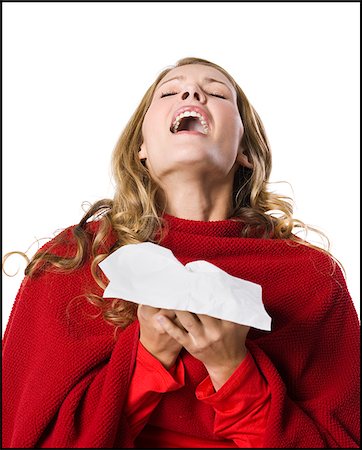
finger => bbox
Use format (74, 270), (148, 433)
(197, 313), (222, 328)
(159, 308), (177, 319)
(156, 315), (189, 345)
(175, 311), (203, 336)
(173, 316), (188, 332)
(138, 304), (160, 320)
(158, 309), (188, 331)
(152, 309), (177, 333)
(197, 314), (245, 335)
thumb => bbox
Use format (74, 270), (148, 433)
(137, 304), (160, 320)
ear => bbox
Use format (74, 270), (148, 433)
(236, 150), (253, 169)
(138, 142), (147, 160)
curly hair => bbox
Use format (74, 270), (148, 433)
(5, 57), (335, 330)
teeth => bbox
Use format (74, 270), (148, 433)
(171, 110), (209, 134)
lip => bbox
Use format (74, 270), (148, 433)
(170, 105), (210, 129)
(174, 130), (207, 136)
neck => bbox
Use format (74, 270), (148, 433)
(159, 175), (234, 221)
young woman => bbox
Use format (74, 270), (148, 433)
(2, 57), (360, 448)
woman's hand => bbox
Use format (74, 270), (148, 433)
(137, 305), (183, 369)
(156, 311), (250, 390)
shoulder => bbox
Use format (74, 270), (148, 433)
(34, 219), (116, 259)
(282, 236), (348, 291)
(35, 224), (79, 256)
(10, 221), (116, 337)
(23, 218), (117, 297)
(258, 235), (345, 288)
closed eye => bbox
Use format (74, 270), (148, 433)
(209, 93), (226, 99)
(161, 92), (178, 98)
(161, 92), (226, 99)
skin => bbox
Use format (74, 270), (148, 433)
(137, 64), (252, 391)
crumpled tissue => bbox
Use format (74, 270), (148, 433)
(99, 242), (272, 331)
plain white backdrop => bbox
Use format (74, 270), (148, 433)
(2, 2), (360, 334)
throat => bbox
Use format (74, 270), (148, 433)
(178, 117), (205, 133)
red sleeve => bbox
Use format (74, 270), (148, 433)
(125, 341), (185, 439)
(196, 352), (270, 448)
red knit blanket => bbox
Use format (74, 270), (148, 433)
(2, 215), (360, 448)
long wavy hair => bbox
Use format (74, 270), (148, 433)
(4, 57), (334, 330)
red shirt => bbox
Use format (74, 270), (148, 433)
(125, 341), (271, 448)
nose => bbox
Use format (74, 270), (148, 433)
(181, 85), (206, 103)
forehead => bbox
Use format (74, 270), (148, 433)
(157, 64), (234, 90)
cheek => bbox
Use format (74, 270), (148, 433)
(142, 105), (168, 144)
(141, 109), (169, 165)
(220, 109), (244, 143)
(141, 110), (154, 141)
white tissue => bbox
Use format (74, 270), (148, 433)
(98, 242), (271, 331)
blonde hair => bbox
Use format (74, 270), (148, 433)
(5, 57), (335, 330)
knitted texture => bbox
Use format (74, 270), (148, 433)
(2, 214), (360, 448)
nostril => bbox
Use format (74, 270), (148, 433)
(194, 92), (200, 101)
(182, 92), (189, 100)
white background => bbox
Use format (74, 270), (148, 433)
(2, 2), (360, 334)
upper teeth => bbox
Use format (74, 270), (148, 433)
(171, 110), (209, 134)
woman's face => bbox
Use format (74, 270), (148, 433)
(139, 64), (251, 183)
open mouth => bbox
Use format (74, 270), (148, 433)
(170, 111), (209, 135)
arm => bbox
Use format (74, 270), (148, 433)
(2, 221), (186, 450)
(196, 352), (271, 448)
(156, 269), (361, 450)
(125, 340), (185, 439)
(2, 269), (140, 448)
(2, 225), (141, 449)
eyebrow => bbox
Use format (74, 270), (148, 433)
(157, 75), (230, 90)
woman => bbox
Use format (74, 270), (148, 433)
(2, 57), (360, 448)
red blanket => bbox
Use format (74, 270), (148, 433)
(2, 214), (360, 448)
